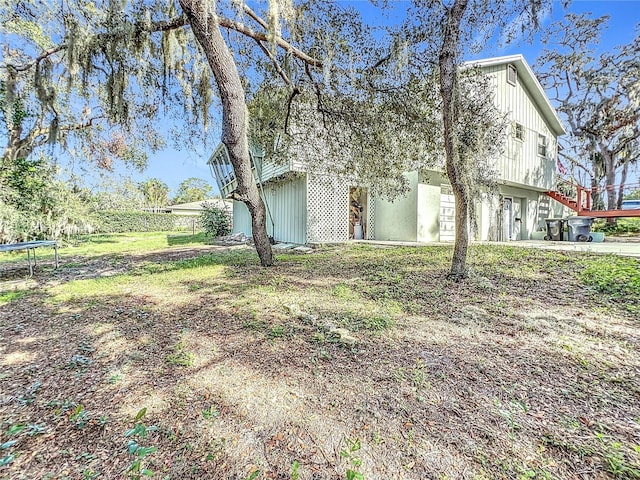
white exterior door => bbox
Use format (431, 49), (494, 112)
(439, 185), (455, 242)
(503, 197), (513, 241)
(512, 199), (522, 240)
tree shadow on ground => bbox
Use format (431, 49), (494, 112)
(166, 232), (208, 246)
(1, 244), (639, 479)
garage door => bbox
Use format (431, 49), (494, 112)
(439, 185), (455, 242)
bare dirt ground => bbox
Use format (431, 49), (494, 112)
(1, 241), (639, 480)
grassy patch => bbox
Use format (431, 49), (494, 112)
(0, 291), (27, 306)
(165, 340), (195, 367)
(1, 238), (640, 479)
(64, 232), (202, 256)
(166, 232), (207, 246)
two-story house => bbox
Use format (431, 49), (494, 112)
(209, 55), (566, 244)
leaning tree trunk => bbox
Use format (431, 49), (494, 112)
(439, 0), (470, 280)
(179, 0), (273, 266)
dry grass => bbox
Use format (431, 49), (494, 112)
(1, 234), (639, 480)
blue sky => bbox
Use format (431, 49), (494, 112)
(101, 0), (640, 198)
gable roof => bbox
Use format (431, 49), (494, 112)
(463, 54), (566, 137)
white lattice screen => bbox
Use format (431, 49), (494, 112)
(366, 192), (375, 240)
(306, 174), (350, 243)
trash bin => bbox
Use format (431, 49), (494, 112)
(566, 216), (594, 242)
(544, 218), (565, 241)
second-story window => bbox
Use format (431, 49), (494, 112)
(507, 64), (517, 86)
(537, 134), (547, 157)
(513, 122), (525, 141)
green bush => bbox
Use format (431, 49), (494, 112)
(200, 202), (232, 238)
(94, 211), (177, 233)
(592, 218), (640, 235)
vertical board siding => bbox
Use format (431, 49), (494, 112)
(263, 176), (307, 244)
(232, 177), (307, 244)
(487, 64), (557, 191)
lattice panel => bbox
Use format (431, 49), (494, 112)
(306, 174), (350, 243)
(366, 191), (375, 240)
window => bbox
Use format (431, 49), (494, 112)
(513, 122), (525, 141)
(507, 64), (517, 85)
(537, 134), (547, 157)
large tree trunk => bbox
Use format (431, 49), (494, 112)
(439, 0), (469, 280)
(179, 0), (273, 266)
(602, 149), (617, 226)
(616, 161), (629, 210)
(603, 152), (617, 211)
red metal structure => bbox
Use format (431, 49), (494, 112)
(545, 181), (640, 218)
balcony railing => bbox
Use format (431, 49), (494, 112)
(207, 144), (263, 198)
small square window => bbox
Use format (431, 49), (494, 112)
(537, 134), (547, 157)
(513, 122), (525, 141)
(507, 64), (517, 86)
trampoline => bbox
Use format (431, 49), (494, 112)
(0, 240), (59, 276)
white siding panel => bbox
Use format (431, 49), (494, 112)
(486, 64), (557, 191)
(232, 177), (306, 244)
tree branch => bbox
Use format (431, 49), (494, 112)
(5, 15), (188, 73)
(216, 15), (323, 68)
(20, 115), (106, 155)
(243, 5), (269, 30)
(253, 38), (292, 86)
(7, 45), (67, 72)
(284, 87), (301, 134)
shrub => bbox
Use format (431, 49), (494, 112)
(94, 211), (177, 233)
(200, 202), (232, 238)
(592, 218), (640, 235)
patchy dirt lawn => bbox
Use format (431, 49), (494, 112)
(1, 235), (639, 480)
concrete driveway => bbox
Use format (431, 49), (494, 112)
(489, 239), (640, 258)
(358, 238), (640, 258)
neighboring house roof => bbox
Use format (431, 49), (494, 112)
(463, 54), (566, 137)
(169, 199), (232, 212)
